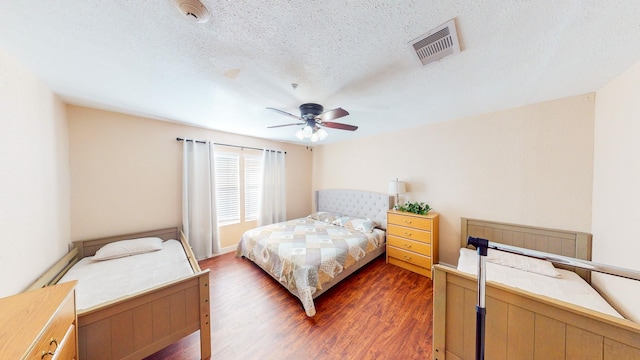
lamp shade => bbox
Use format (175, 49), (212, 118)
(388, 179), (406, 195)
(302, 125), (313, 137)
(317, 128), (328, 140)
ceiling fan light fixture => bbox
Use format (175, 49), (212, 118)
(294, 125), (328, 142)
(317, 128), (328, 140)
(302, 125), (314, 137)
(266, 103), (355, 143)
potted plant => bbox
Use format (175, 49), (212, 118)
(398, 201), (431, 215)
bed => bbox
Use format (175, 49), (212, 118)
(236, 189), (393, 316)
(433, 218), (640, 360)
(27, 227), (211, 360)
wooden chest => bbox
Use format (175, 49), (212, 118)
(0, 281), (77, 359)
(386, 210), (439, 278)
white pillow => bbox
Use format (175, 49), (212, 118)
(93, 237), (164, 261)
(487, 249), (562, 278)
(308, 211), (341, 224)
(332, 216), (377, 233)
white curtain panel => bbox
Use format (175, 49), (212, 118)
(182, 140), (221, 259)
(258, 150), (286, 226)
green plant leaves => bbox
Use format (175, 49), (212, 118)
(398, 201), (431, 215)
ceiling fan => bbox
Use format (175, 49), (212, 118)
(267, 103), (358, 142)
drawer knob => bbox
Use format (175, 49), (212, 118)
(404, 243), (412, 249)
(404, 232), (412, 236)
(403, 255), (412, 261)
(404, 220), (412, 224)
(41, 351), (55, 359)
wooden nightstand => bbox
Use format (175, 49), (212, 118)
(0, 281), (78, 359)
(386, 210), (439, 278)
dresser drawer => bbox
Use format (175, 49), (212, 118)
(0, 282), (77, 360)
(387, 257), (431, 277)
(388, 224), (432, 243)
(52, 325), (76, 360)
(387, 246), (432, 269)
(26, 294), (75, 359)
(387, 235), (431, 255)
(388, 212), (432, 231)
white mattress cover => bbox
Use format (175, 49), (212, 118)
(457, 248), (623, 318)
(59, 239), (194, 311)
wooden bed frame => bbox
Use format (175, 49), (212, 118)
(433, 218), (640, 360)
(28, 227), (211, 360)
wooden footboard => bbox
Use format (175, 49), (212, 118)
(77, 270), (210, 359)
(433, 265), (640, 360)
(28, 227), (212, 360)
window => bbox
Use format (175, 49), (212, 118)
(214, 153), (240, 224)
(214, 151), (263, 225)
(244, 155), (263, 221)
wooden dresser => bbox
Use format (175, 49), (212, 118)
(386, 210), (439, 278)
(0, 281), (78, 359)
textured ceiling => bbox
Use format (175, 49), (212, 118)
(1, 1), (639, 145)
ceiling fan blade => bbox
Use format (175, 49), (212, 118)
(266, 107), (302, 120)
(318, 107), (349, 122)
(267, 122), (304, 129)
(321, 122), (358, 131)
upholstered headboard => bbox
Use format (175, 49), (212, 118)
(315, 189), (393, 229)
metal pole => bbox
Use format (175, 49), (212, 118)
(486, 242), (640, 281)
(467, 236), (489, 360)
(464, 236), (640, 360)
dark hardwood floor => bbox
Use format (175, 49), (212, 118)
(145, 252), (434, 360)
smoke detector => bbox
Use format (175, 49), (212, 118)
(173, 0), (210, 24)
(410, 18), (461, 66)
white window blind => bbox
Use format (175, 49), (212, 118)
(244, 154), (263, 221)
(214, 153), (240, 224)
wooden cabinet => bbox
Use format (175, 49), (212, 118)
(386, 210), (439, 278)
(0, 281), (77, 359)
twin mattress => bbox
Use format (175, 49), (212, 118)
(457, 247), (622, 318)
(59, 239), (194, 311)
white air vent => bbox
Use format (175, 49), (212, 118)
(410, 18), (460, 66)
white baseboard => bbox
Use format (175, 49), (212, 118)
(218, 245), (237, 255)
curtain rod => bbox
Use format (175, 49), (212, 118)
(176, 137), (286, 154)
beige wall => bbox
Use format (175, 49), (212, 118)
(592, 60), (640, 322)
(2, 31), (633, 322)
(0, 48), (70, 297)
(313, 94), (595, 265)
(67, 105), (312, 246)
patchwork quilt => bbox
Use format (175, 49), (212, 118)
(235, 217), (384, 316)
